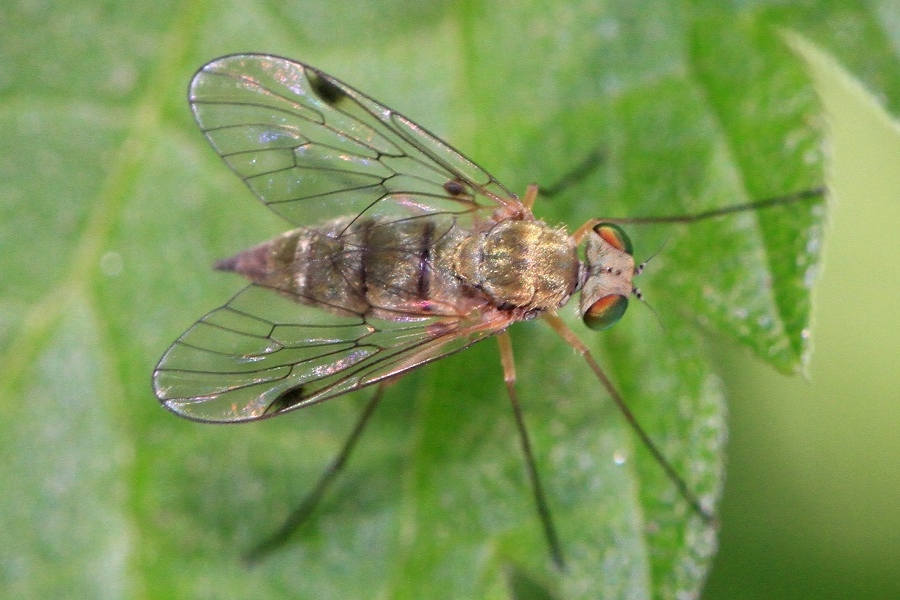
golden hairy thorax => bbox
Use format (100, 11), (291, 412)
(453, 220), (580, 312)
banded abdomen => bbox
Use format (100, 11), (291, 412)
(216, 213), (581, 320)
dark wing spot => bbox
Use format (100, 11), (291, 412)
(266, 386), (306, 415)
(308, 70), (348, 105)
(443, 180), (468, 196)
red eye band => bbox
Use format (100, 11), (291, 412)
(592, 223), (633, 255)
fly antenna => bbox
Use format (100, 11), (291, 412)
(635, 234), (670, 277)
(634, 287), (667, 336)
(633, 238), (669, 332)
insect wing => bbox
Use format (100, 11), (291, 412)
(188, 54), (518, 228)
(153, 285), (510, 422)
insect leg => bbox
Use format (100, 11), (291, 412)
(243, 382), (388, 563)
(603, 186), (826, 225)
(541, 312), (718, 527)
(497, 331), (565, 568)
(571, 186), (825, 244)
(522, 184), (539, 209)
(572, 218), (603, 244)
(538, 147), (605, 198)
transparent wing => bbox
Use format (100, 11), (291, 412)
(189, 53), (519, 228)
(153, 285), (512, 423)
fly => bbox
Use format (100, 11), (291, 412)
(152, 54), (824, 566)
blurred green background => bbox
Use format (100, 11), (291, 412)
(706, 42), (900, 600)
(1, 1), (898, 599)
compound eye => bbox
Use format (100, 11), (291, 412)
(583, 294), (629, 331)
(593, 223), (633, 255)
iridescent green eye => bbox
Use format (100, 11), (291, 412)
(593, 223), (633, 255)
(583, 294), (629, 331)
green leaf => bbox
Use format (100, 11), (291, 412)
(7, 1), (898, 599)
